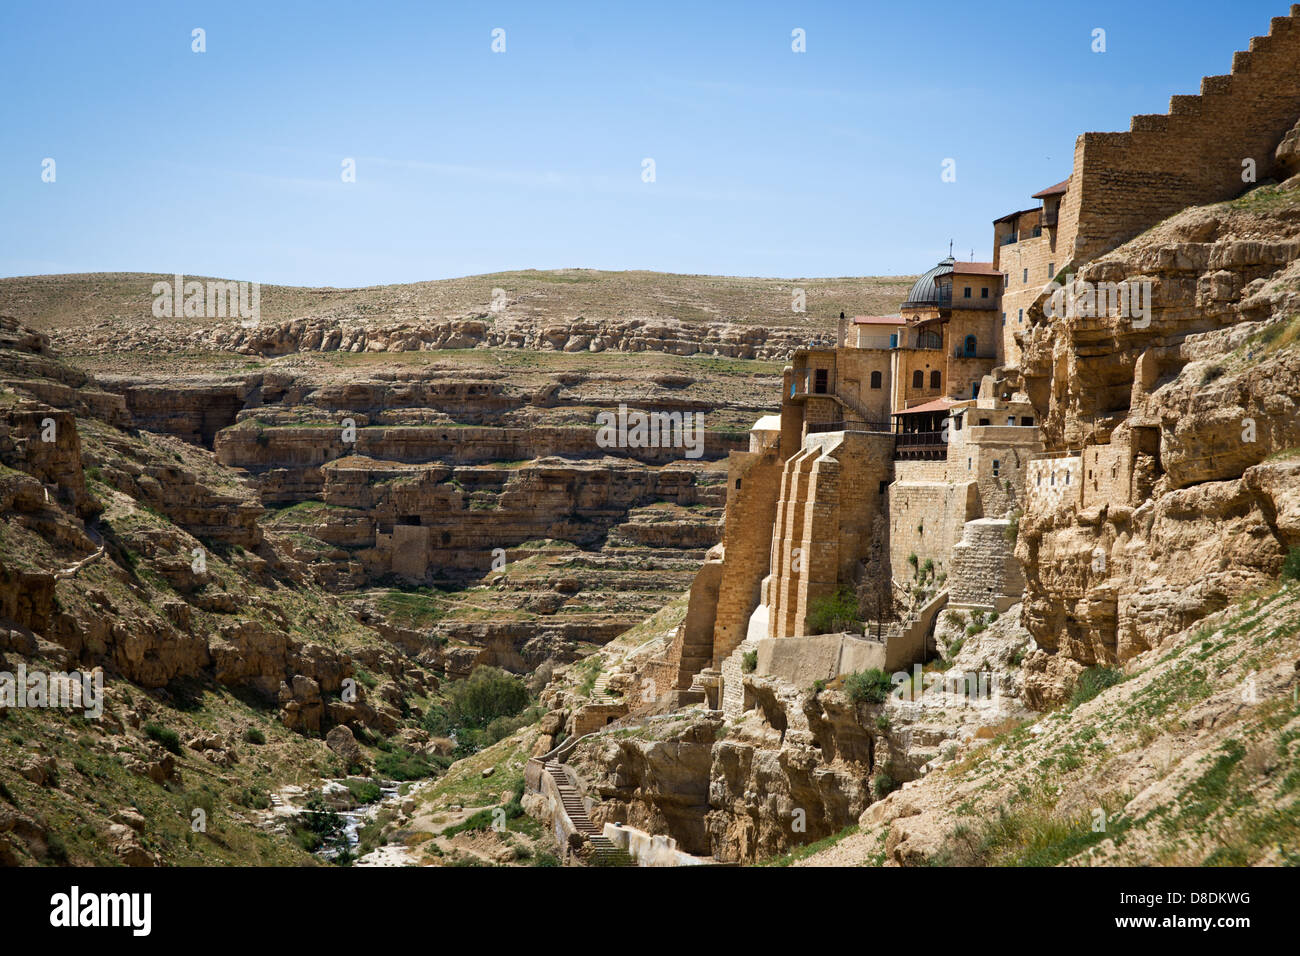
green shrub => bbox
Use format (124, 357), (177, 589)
(374, 748), (436, 781)
(483, 706), (544, 745)
(1005, 509), (1022, 543)
(421, 704), (455, 737)
(844, 669), (893, 704)
(871, 770), (895, 800)
(1281, 545), (1300, 581)
(233, 786), (271, 810)
(143, 722), (182, 755)
(807, 586), (862, 636)
(345, 778), (383, 804)
(741, 650), (758, 674)
(1069, 666), (1125, 708)
(294, 793), (349, 855)
(446, 666), (530, 728)
(242, 727), (266, 745)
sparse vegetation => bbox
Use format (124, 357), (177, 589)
(844, 669), (893, 704)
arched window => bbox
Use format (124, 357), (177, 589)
(930, 370), (941, 389)
(912, 370), (923, 389)
(870, 370), (882, 389)
(963, 334), (977, 357)
(919, 329), (942, 350)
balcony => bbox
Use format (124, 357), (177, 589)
(1042, 207), (1059, 227)
(893, 431), (948, 461)
(806, 419), (892, 435)
(1000, 232), (1018, 246)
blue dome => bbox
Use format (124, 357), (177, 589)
(902, 256), (955, 308)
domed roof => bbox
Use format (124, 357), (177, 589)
(902, 256), (955, 308)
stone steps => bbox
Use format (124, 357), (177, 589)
(720, 639), (758, 719)
(545, 762), (635, 865)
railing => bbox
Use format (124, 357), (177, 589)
(895, 432), (948, 461)
(953, 347), (998, 359)
(1001, 232), (1018, 246)
(895, 431), (947, 448)
(806, 419), (892, 435)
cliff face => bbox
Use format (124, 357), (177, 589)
(1015, 177), (1300, 676)
(0, 321), (456, 866)
(564, 685), (876, 862)
(797, 584), (1300, 867)
(58, 315), (836, 362)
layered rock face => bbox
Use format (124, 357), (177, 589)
(54, 315), (835, 362)
(0, 321), (434, 737)
(564, 676), (889, 862)
(1014, 176), (1300, 674)
(61, 347), (773, 675)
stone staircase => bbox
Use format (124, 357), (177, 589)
(720, 638), (758, 719)
(544, 762), (634, 867)
(589, 669), (616, 704)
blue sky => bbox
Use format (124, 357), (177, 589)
(0, 0), (1288, 286)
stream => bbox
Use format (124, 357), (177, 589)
(267, 776), (434, 867)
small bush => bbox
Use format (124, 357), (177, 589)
(807, 586), (862, 636)
(233, 786), (271, 810)
(1281, 545), (1300, 581)
(345, 778), (383, 804)
(242, 727), (266, 745)
(844, 669), (892, 704)
(871, 770), (895, 800)
(143, 722), (182, 755)
(1069, 667), (1125, 708)
(446, 666), (530, 728)
(1005, 509), (1022, 543)
(741, 650), (758, 674)
(374, 748), (436, 781)
(421, 704), (455, 737)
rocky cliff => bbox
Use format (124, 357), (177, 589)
(1014, 169), (1300, 682)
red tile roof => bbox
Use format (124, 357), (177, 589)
(893, 397), (958, 416)
(852, 315), (905, 325)
(951, 261), (1000, 276)
(1032, 178), (1069, 199)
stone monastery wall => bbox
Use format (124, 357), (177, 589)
(1059, 7), (1300, 265)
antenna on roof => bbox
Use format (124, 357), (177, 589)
(948, 239), (953, 257)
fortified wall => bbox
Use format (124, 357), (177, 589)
(1058, 6), (1300, 265)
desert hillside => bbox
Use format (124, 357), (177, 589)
(0, 270), (913, 363)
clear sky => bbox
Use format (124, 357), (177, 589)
(0, 0), (1289, 287)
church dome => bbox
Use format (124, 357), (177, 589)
(902, 256), (955, 308)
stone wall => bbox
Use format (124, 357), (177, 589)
(1058, 8), (1300, 265)
(948, 517), (1023, 609)
(1025, 456), (1082, 518)
(887, 480), (977, 580)
(994, 211), (1060, 368)
(710, 448), (784, 666)
(767, 431), (894, 638)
